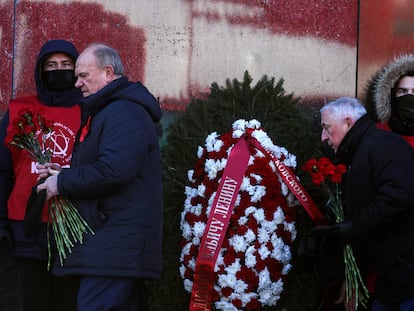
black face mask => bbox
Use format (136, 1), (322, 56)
(41, 70), (76, 91)
(393, 94), (414, 121)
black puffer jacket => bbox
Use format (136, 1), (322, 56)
(336, 115), (414, 304)
(52, 77), (163, 279)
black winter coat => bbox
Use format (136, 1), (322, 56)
(53, 77), (163, 280)
(336, 115), (414, 304)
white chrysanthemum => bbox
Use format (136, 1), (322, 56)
(258, 288), (272, 304)
(258, 268), (271, 290)
(259, 245), (271, 260)
(215, 252), (225, 272)
(218, 273), (237, 288)
(191, 204), (203, 217)
(197, 184), (206, 197)
(183, 279), (193, 292)
(245, 246), (257, 268)
(271, 279), (284, 296)
(258, 227), (270, 244)
(193, 221), (206, 237)
(234, 193), (241, 207)
(206, 193), (216, 215)
(252, 130), (270, 147)
(247, 155), (255, 166)
(184, 186), (198, 200)
(234, 279), (249, 294)
(241, 292), (258, 306)
(229, 234), (248, 253)
(181, 242), (191, 256)
(192, 236), (201, 246)
(187, 170), (195, 183)
(245, 206), (257, 216)
(215, 300), (238, 311)
(225, 259), (242, 275)
(284, 222), (297, 239)
(278, 245), (292, 264)
(262, 219), (277, 233)
(179, 264), (186, 278)
(205, 134), (224, 152)
(282, 263), (292, 275)
(247, 119), (261, 129)
(250, 173), (263, 183)
(240, 176), (251, 191)
(188, 257), (196, 270)
(271, 236), (286, 260)
(232, 119), (247, 131)
(238, 215), (248, 226)
(250, 185), (266, 203)
(197, 145), (204, 158)
(205, 131), (219, 146)
(244, 229), (256, 243)
(205, 159), (220, 179)
(232, 129), (244, 139)
(253, 208), (265, 223)
(181, 222), (192, 240)
(273, 207), (285, 224)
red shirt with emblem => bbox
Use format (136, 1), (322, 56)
(6, 96), (80, 221)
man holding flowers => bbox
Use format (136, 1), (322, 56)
(37, 43), (163, 311)
(313, 97), (414, 311)
(0, 40), (82, 311)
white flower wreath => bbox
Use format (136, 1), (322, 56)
(179, 119), (300, 310)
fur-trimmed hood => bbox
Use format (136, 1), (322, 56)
(365, 54), (414, 123)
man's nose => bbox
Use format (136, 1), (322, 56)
(74, 78), (82, 88)
(321, 131), (327, 142)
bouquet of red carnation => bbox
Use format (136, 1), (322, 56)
(5, 110), (94, 268)
(302, 157), (369, 310)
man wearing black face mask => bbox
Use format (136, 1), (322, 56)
(366, 54), (414, 147)
(0, 40), (82, 311)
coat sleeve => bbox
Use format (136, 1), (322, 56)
(0, 112), (14, 228)
(58, 101), (156, 198)
(353, 136), (414, 234)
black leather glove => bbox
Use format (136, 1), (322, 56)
(0, 225), (13, 248)
(310, 220), (353, 243)
(297, 220), (353, 256)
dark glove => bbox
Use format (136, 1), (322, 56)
(23, 186), (47, 238)
(297, 221), (353, 256)
(0, 225), (14, 248)
(332, 220), (353, 242)
(297, 224), (348, 282)
(310, 220), (353, 243)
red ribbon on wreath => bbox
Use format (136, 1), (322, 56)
(189, 133), (326, 311)
(190, 136), (251, 311)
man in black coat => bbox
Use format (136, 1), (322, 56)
(316, 97), (414, 311)
(37, 43), (163, 311)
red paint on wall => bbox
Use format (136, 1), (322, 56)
(0, 1), (15, 114)
(190, 0), (358, 46)
(1, 0), (359, 115)
(6, 1), (145, 102)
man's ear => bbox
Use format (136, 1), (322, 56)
(344, 117), (355, 129)
(104, 65), (115, 81)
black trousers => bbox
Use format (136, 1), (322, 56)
(15, 257), (79, 311)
